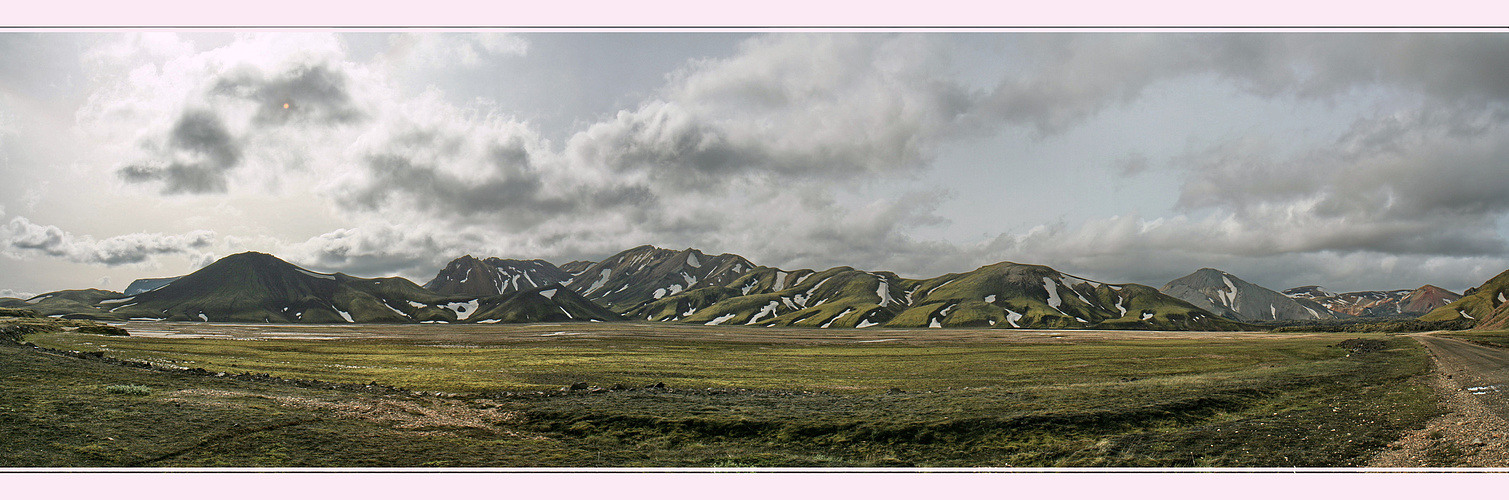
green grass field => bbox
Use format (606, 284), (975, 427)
(2, 322), (1440, 467)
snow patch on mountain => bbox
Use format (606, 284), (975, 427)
(333, 306), (354, 323)
(298, 268), (336, 280)
(926, 279), (955, 296)
(929, 318), (942, 328)
(706, 313), (737, 326)
(1462, 309), (1475, 320)
(1003, 307), (1022, 328)
(876, 280), (895, 307)
(686, 253), (701, 268)
(807, 276), (833, 294)
(100, 297), (136, 304)
(444, 300), (480, 321)
(1061, 279), (1093, 307)
(1114, 296), (1126, 317)
(1142, 312), (1154, 321)
(539, 288), (558, 299)
(985, 294), (996, 303)
(820, 308), (854, 328)
(654, 288), (667, 299)
(1219, 276), (1238, 309)
(381, 301), (410, 318)
(584, 269), (612, 296)
(773, 271), (789, 292)
(1043, 277), (1064, 313)
(747, 301), (780, 324)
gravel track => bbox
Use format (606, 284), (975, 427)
(1368, 334), (1509, 467)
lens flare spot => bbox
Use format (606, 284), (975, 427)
(283, 103), (290, 109)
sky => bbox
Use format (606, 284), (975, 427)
(3, 31), (1509, 298)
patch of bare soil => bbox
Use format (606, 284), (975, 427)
(168, 388), (521, 436)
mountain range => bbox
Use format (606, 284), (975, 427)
(430, 246), (1243, 330)
(1, 245), (1498, 331)
(1281, 285), (1461, 317)
(0, 252), (620, 324)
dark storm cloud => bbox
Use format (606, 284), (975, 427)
(566, 34), (982, 188)
(289, 226), (472, 279)
(977, 33), (1509, 135)
(212, 63), (365, 126)
(341, 149), (656, 229)
(115, 109), (241, 194)
(2, 216), (214, 266)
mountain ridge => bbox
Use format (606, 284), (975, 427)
(0, 252), (621, 324)
(1160, 268), (1334, 322)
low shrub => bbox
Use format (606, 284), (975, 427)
(77, 324), (130, 336)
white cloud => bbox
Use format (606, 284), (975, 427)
(384, 33), (529, 68)
(1, 216), (215, 267)
(36, 32), (1509, 294)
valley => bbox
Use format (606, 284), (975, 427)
(1, 320), (1449, 467)
(6, 245), (1509, 468)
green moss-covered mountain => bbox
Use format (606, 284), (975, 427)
(3, 246), (1261, 330)
(0, 289), (128, 320)
(2, 252), (620, 324)
(630, 260), (1245, 331)
(563, 245), (755, 313)
(1420, 269), (1509, 328)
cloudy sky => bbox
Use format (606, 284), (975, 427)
(2, 31), (1508, 298)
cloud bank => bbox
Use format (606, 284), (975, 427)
(12, 32), (1508, 293)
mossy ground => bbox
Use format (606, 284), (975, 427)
(3, 323), (1439, 467)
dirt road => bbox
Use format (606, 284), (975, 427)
(1369, 334), (1509, 467)
(1413, 335), (1509, 422)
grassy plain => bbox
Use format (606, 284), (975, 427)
(3, 322), (1439, 467)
